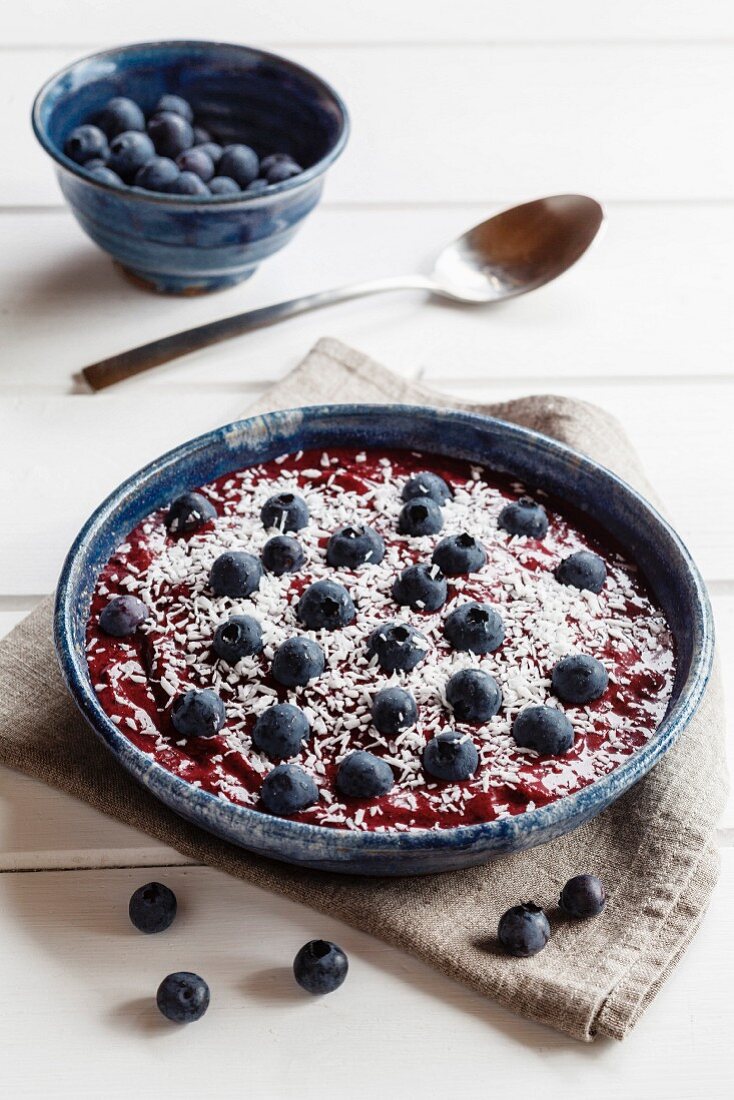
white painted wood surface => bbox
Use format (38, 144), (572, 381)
(0, 3), (732, 1094)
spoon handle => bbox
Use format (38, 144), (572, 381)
(82, 274), (435, 391)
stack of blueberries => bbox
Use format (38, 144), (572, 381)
(63, 93), (303, 196)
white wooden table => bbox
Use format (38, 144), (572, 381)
(1, 3), (732, 1095)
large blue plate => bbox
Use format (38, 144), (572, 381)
(54, 405), (713, 875)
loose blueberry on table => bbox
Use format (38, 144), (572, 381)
(156, 971), (210, 1023)
(86, 446), (675, 832)
(498, 903), (551, 957)
(293, 940), (349, 994)
(63, 92), (305, 197)
(129, 881), (177, 934)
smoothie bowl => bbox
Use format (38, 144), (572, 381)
(54, 405), (713, 875)
(32, 41), (349, 293)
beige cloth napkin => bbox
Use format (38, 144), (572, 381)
(0, 337), (726, 1041)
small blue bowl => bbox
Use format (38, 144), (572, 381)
(54, 405), (713, 875)
(32, 40), (349, 294)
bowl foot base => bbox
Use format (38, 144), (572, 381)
(116, 262), (257, 296)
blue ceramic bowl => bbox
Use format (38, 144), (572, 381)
(55, 405), (713, 875)
(32, 41), (349, 294)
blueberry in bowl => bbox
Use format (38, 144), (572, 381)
(32, 41), (349, 294)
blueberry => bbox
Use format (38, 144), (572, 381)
(107, 130), (156, 182)
(432, 533), (487, 576)
(336, 751), (394, 799)
(167, 171), (210, 196)
(392, 562), (447, 612)
(212, 614), (263, 664)
(176, 148), (215, 182)
(261, 535), (305, 575)
(95, 97), (145, 138)
(86, 165), (123, 187)
(326, 524), (384, 568)
(423, 730), (478, 781)
(260, 153), (298, 175)
(260, 763), (318, 815)
(265, 160), (302, 183)
(147, 111), (195, 159)
(443, 601), (504, 654)
(128, 881), (177, 934)
(83, 158), (109, 171)
(497, 496), (549, 539)
(154, 94), (194, 123)
(260, 492), (309, 532)
(272, 637), (325, 687)
(366, 622), (429, 672)
(156, 972), (209, 1023)
(401, 471), (452, 505)
(195, 142), (223, 165)
(218, 144), (260, 187)
(559, 874), (607, 918)
(497, 903), (551, 957)
(293, 940), (348, 995)
(397, 498), (444, 537)
(371, 686), (418, 735)
(551, 654), (608, 704)
(252, 703), (310, 760)
(246, 179), (269, 194)
(512, 705), (574, 755)
(165, 491), (216, 534)
(555, 550), (607, 594)
(64, 124), (109, 165)
(98, 594), (148, 637)
(209, 176), (241, 195)
(134, 155), (179, 192)
(297, 579), (355, 631)
(446, 668), (502, 724)
(171, 689), (226, 738)
(193, 125), (212, 145)
(209, 551), (262, 598)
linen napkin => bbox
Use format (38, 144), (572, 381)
(0, 337), (726, 1041)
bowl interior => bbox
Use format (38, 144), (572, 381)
(35, 40), (348, 175)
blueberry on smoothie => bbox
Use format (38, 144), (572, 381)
(326, 524), (385, 568)
(129, 881), (177, 934)
(261, 535), (305, 575)
(555, 550), (607, 593)
(443, 601), (504, 654)
(171, 689), (226, 738)
(252, 703), (310, 760)
(371, 686), (418, 735)
(336, 751), (394, 799)
(401, 471), (452, 505)
(209, 551), (262, 598)
(497, 496), (549, 539)
(165, 491), (216, 534)
(272, 637), (325, 687)
(156, 972), (209, 1023)
(498, 903), (551, 957)
(260, 492), (309, 532)
(297, 579), (356, 631)
(293, 940), (348, 995)
(98, 595), (148, 637)
(397, 498), (444, 537)
(366, 622), (429, 672)
(261, 764), (318, 815)
(446, 668), (502, 724)
(212, 614), (263, 664)
(551, 654), (608, 705)
(392, 562), (447, 612)
(512, 706), (574, 755)
(432, 533), (487, 576)
(423, 731), (479, 781)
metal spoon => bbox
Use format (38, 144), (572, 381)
(82, 194), (603, 391)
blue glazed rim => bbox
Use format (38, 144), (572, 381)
(54, 405), (714, 872)
(31, 39), (350, 204)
